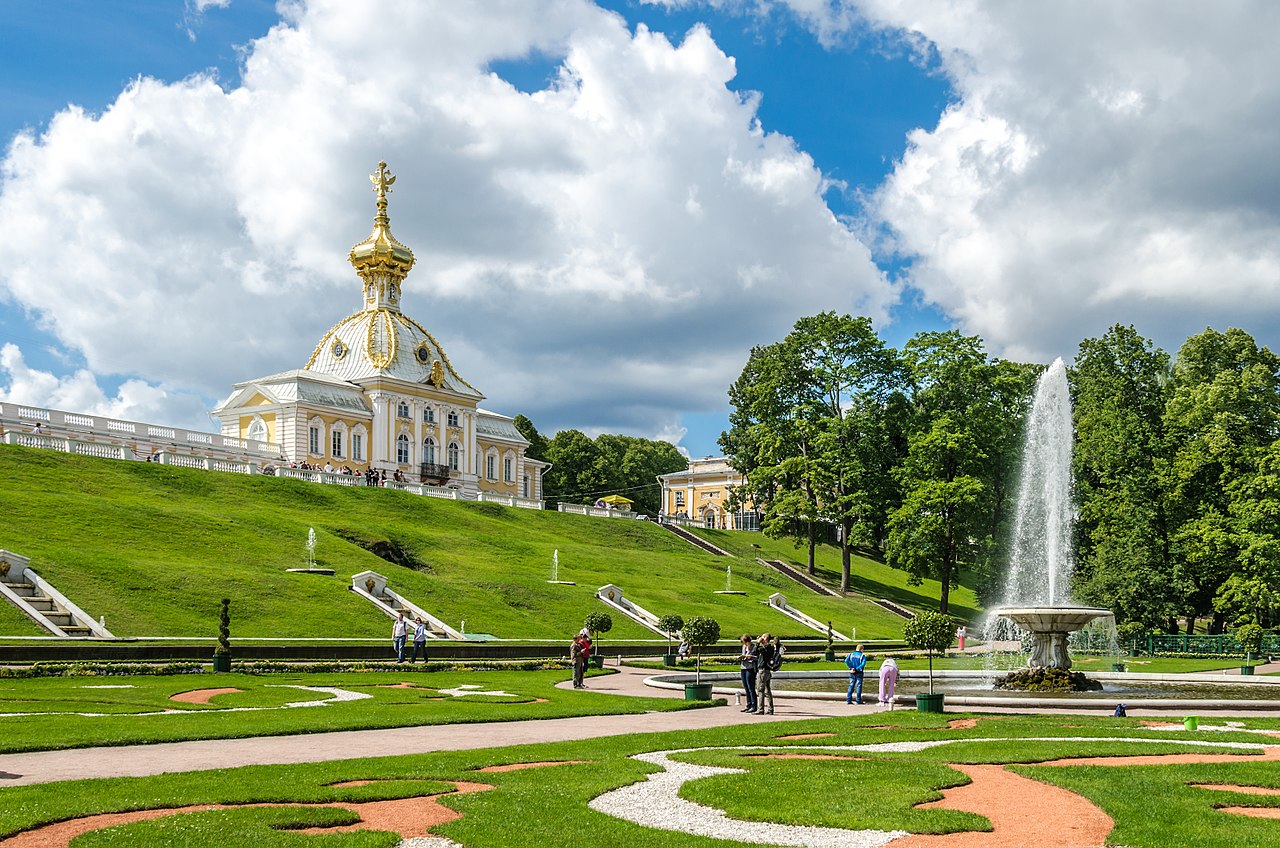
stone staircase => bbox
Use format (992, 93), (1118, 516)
(658, 521), (734, 556)
(349, 570), (465, 639)
(757, 558), (843, 597)
(0, 549), (114, 638)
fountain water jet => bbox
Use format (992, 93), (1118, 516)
(989, 358), (1110, 671)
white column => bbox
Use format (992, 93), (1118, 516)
(368, 392), (390, 468)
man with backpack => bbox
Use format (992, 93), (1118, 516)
(845, 643), (867, 705)
(753, 633), (783, 714)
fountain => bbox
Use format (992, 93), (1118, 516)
(989, 358), (1111, 672)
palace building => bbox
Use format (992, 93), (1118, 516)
(212, 163), (548, 500)
(657, 457), (759, 530)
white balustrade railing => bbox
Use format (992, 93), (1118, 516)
(2, 402), (541, 510)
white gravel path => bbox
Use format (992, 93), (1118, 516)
(589, 736), (1275, 847)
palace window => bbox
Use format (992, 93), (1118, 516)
(352, 433), (364, 462)
(331, 429), (344, 458)
(447, 410), (459, 427)
(423, 407), (435, 423)
(397, 401), (411, 419)
(308, 426), (320, 455)
(504, 457), (513, 483)
(447, 442), (460, 471)
(674, 491), (685, 508)
(486, 454), (497, 480)
(423, 437), (436, 465)
(247, 418), (267, 443)
(396, 434), (410, 464)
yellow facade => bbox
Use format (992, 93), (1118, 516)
(657, 457), (759, 530)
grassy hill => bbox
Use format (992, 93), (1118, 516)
(0, 446), (980, 640)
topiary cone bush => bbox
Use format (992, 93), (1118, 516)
(584, 611), (613, 654)
(658, 613), (684, 654)
(216, 598), (231, 656)
(903, 610), (955, 694)
(681, 615), (721, 683)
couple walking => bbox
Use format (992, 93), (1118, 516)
(738, 632), (783, 714)
(570, 628), (593, 689)
(392, 613), (428, 662)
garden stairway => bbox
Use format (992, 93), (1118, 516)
(0, 549), (114, 638)
(757, 558), (842, 597)
(349, 570), (465, 639)
(658, 521), (733, 556)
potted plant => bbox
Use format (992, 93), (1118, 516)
(1237, 623), (1264, 676)
(658, 613), (684, 666)
(212, 598), (232, 673)
(824, 621), (835, 661)
(584, 611), (612, 668)
(681, 615), (720, 700)
(904, 610), (954, 713)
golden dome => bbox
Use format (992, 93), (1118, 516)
(349, 162), (415, 312)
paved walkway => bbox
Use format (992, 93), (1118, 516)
(2, 664), (1278, 788)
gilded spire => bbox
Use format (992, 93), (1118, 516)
(349, 161), (415, 312)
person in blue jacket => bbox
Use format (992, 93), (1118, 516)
(845, 643), (867, 705)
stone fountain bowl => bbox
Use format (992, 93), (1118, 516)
(992, 606), (1113, 633)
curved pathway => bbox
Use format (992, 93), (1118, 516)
(3, 664), (1280, 788)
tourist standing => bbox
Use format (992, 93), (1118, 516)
(738, 634), (759, 713)
(753, 632), (775, 715)
(845, 643), (867, 705)
(410, 617), (428, 662)
(392, 613), (408, 662)
(570, 633), (587, 688)
(878, 657), (899, 706)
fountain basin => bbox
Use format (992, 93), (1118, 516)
(991, 606), (1113, 670)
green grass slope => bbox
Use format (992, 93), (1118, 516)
(691, 527), (983, 625)
(0, 446), (974, 639)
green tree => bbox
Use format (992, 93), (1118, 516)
(1070, 325), (1179, 631)
(543, 429), (604, 505)
(513, 414), (549, 462)
(592, 434), (687, 516)
(721, 313), (903, 588)
(1165, 328), (1280, 633)
(681, 615), (721, 683)
(721, 337), (826, 572)
(887, 331), (1012, 615)
(903, 610), (955, 694)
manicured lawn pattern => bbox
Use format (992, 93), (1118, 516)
(2, 713), (1279, 847)
(0, 669), (698, 753)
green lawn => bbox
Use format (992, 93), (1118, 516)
(0, 446), (959, 640)
(0, 668), (700, 753)
(1, 712), (1275, 847)
(691, 526), (984, 625)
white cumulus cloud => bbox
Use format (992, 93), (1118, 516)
(0, 0), (892, 444)
(857, 0), (1280, 359)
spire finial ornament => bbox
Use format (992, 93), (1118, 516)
(348, 161), (415, 313)
(371, 161), (395, 227)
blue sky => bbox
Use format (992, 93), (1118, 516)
(2, 1), (1277, 457)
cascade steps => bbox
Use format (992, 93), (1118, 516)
(658, 521), (734, 556)
(757, 558), (843, 597)
(0, 549), (113, 638)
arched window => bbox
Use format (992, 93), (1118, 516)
(504, 455), (513, 482)
(397, 401), (411, 419)
(396, 433), (410, 464)
(703, 507), (717, 529)
(486, 451), (497, 480)
(331, 427), (345, 458)
(522, 474), (530, 498)
(247, 417), (267, 443)
(447, 410), (459, 427)
(447, 441), (460, 471)
(423, 406), (435, 423)
(423, 437), (436, 465)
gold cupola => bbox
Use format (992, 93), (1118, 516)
(348, 161), (415, 312)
